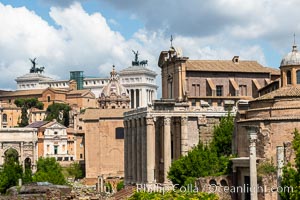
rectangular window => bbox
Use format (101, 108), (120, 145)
(239, 85), (247, 96)
(192, 84), (201, 96)
(216, 85), (223, 96)
(116, 127), (124, 139)
(54, 146), (58, 155)
(80, 154), (83, 159)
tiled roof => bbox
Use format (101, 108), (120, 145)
(186, 60), (275, 73)
(264, 67), (280, 75)
(83, 108), (131, 120)
(255, 86), (300, 100)
(26, 121), (49, 128)
(0, 89), (45, 97)
(42, 120), (66, 128)
(67, 89), (92, 96)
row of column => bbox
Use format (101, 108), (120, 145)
(146, 89), (155, 104)
(129, 89), (141, 109)
(124, 115), (189, 184)
(129, 89), (156, 109)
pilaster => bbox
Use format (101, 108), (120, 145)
(181, 116), (188, 156)
(146, 116), (155, 183)
(163, 116), (171, 183)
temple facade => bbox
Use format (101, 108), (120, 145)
(124, 46), (279, 184)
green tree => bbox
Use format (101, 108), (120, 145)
(117, 181), (124, 191)
(280, 129), (300, 199)
(210, 112), (234, 156)
(66, 162), (83, 180)
(45, 103), (71, 127)
(33, 157), (66, 185)
(14, 98), (44, 127)
(0, 149), (23, 194)
(168, 142), (230, 186)
(168, 113), (234, 186)
(23, 159), (33, 184)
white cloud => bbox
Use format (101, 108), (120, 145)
(0, 1), (275, 96)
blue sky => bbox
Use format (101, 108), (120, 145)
(0, 0), (298, 91)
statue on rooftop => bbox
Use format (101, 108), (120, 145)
(132, 50), (139, 62)
(29, 58), (45, 74)
(131, 50), (148, 67)
(29, 58), (37, 73)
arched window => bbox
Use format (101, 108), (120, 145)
(297, 70), (300, 84)
(2, 114), (7, 122)
(287, 70), (292, 85)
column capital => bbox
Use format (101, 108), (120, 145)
(181, 116), (188, 126)
(164, 116), (171, 126)
(197, 115), (207, 126)
(146, 117), (154, 125)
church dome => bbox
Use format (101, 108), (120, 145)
(100, 66), (128, 97)
(280, 45), (300, 66)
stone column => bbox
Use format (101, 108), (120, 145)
(174, 118), (181, 159)
(141, 118), (146, 183)
(181, 116), (188, 156)
(178, 66), (183, 101)
(20, 142), (24, 171)
(248, 127), (258, 200)
(146, 117), (155, 183)
(133, 90), (136, 108)
(124, 120), (128, 184)
(136, 118), (142, 183)
(139, 89), (142, 107)
(32, 141), (37, 172)
(292, 68), (297, 86)
(131, 119), (137, 184)
(127, 120), (132, 183)
(164, 116), (171, 183)
(277, 146), (284, 200)
(282, 71), (287, 87)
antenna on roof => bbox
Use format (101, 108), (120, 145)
(293, 33), (298, 52)
(170, 35), (173, 48)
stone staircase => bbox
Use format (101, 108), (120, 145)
(112, 185), (136, 200)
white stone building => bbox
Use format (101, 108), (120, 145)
(119, 65), (158, 108)
(42, 121), (70, 161)
(15, 61), (158, 109)
(0, 128), (38, 171)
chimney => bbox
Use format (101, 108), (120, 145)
(232, 56), (239, 64)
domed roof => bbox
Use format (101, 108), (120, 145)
(100, 66), (128, 97)
(280, 45), (300, 66)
